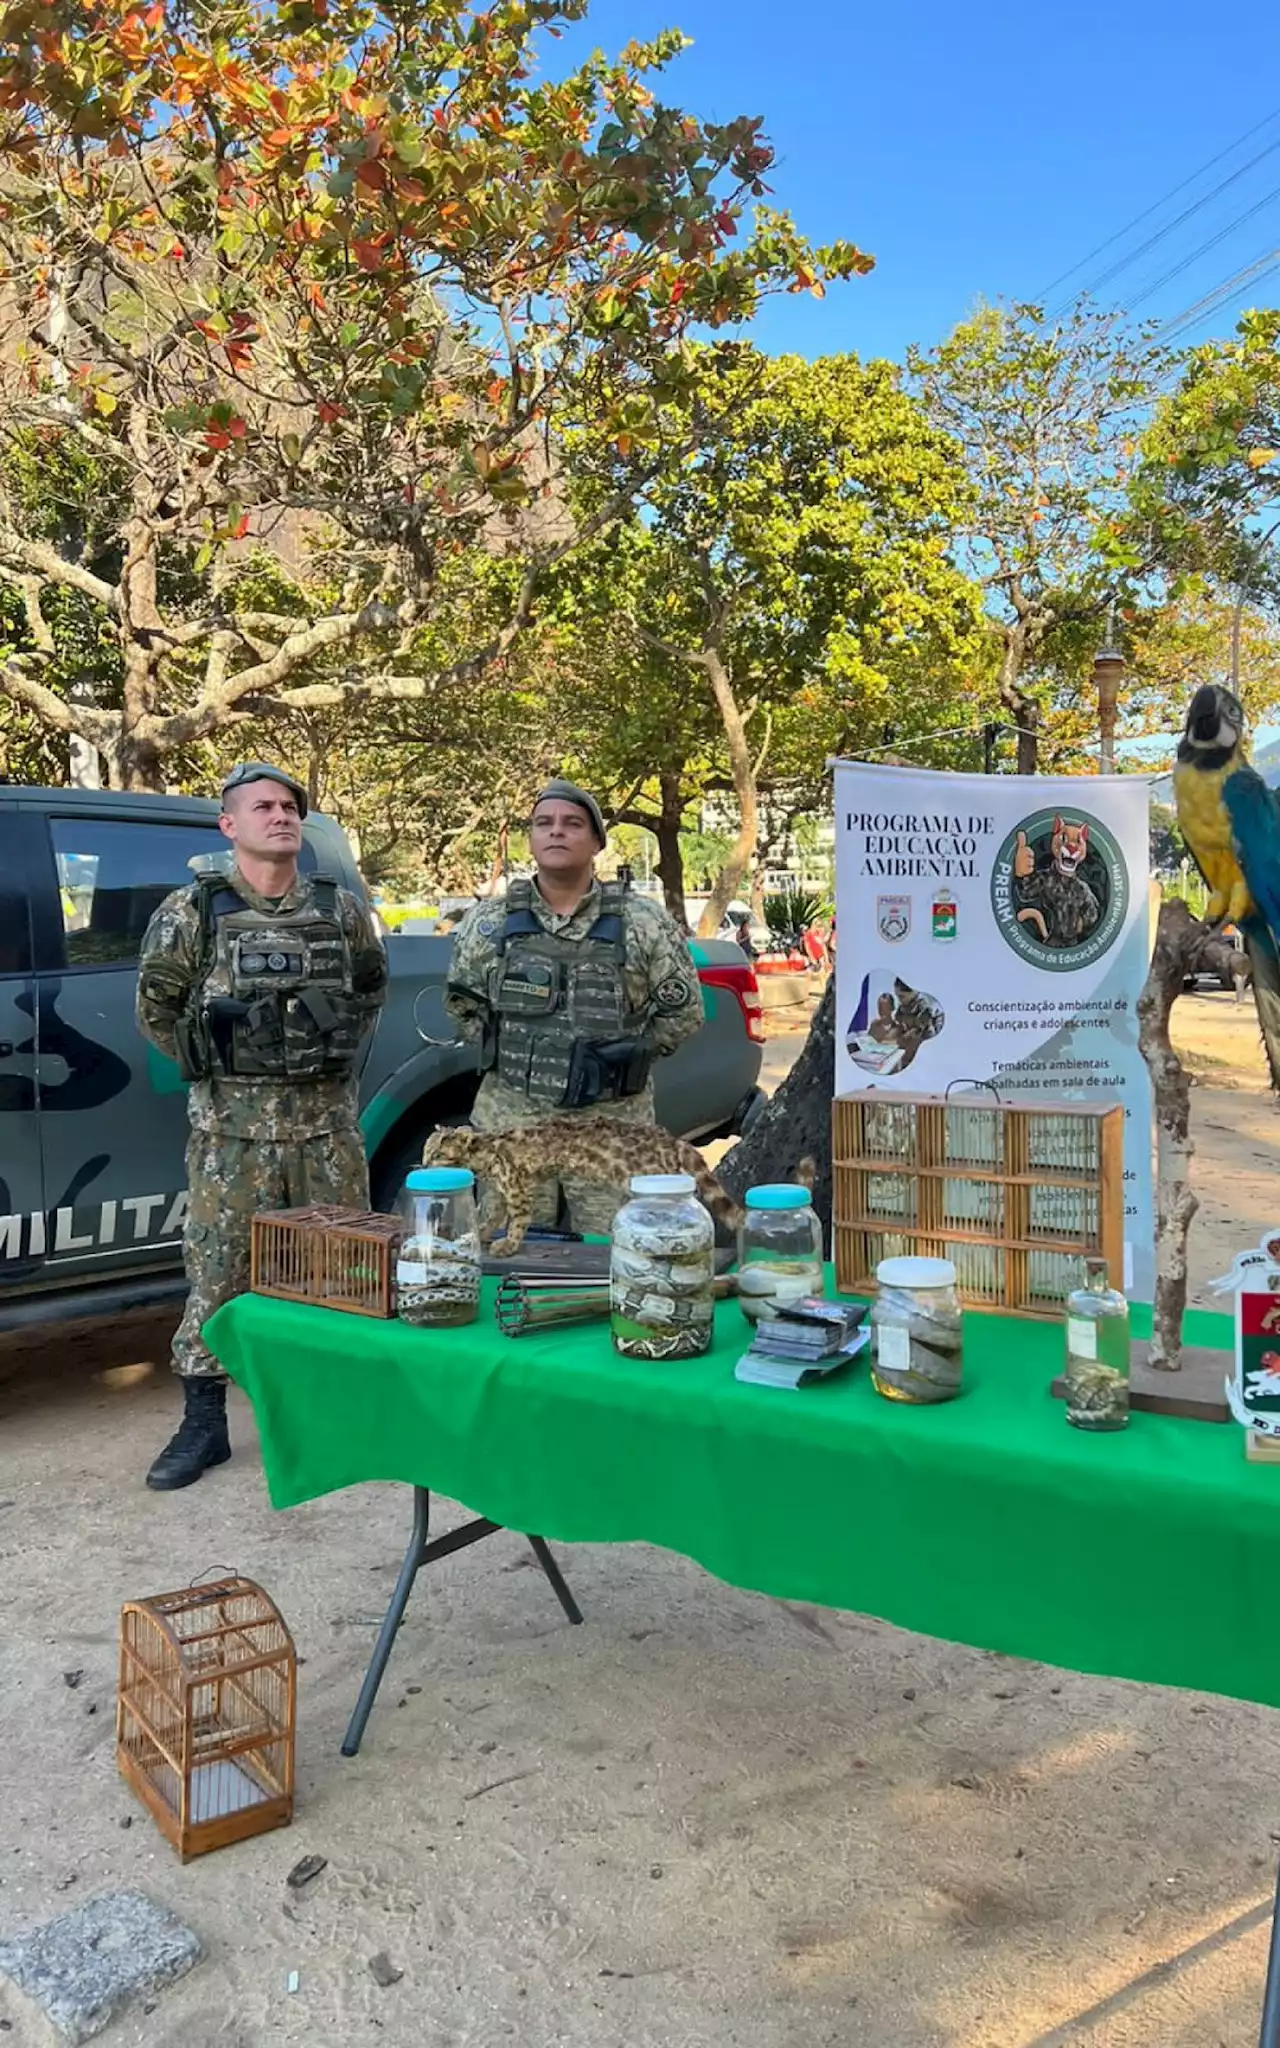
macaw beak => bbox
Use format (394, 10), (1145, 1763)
(1187, 685), (1223, 742)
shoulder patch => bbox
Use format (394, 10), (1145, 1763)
(654, 973), (695, 1012)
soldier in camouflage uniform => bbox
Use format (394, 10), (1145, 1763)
(444, 779), (702, 1234)
(136, 763), (387, 1491)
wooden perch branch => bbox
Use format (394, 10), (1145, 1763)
(1137, 897), (1246, 1370)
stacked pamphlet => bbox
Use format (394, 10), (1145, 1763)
(734, 1297), (869, 1390)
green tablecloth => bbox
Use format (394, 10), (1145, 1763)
(205, 1285), (1279, 1711)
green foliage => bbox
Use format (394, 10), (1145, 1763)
(763, 889), (827, 944)
(550, 344), (982, 909)
(1138, 309), (1280, 606)
(1149, 802), (1186, 876)
(0, 0), (869, 785)
(910, 299), (1171, 766)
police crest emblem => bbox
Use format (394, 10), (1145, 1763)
(877, 895), (911, 944)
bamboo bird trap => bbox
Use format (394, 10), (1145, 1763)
(833, 1091), (1124, 1318)
(116, 1577), (296, 1861)
(250, 1205), (406, 1316)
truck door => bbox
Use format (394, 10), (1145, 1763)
(31, 807), (321, 1283)
(0, 806), (42, 1281)
(31, 808), (233, 1279)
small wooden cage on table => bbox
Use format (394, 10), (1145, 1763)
(116, 1577), (296, 1861)
(250, 1205), (406, 1317)
(833, 1090), (1124, 1317)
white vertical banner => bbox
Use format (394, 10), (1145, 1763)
(833, 761), (1153, 1300)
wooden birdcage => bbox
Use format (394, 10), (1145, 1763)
(833, 1090), (1124, 1318)
(250, 1205), (405, 1316)
(117, 1577), (295, 1861)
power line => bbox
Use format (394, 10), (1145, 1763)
(1036, 106), (1280, 303)
(1158, 245), (1280, 344)
(1049, 127), (1280, 316)
(1124, 181), (1280, 313)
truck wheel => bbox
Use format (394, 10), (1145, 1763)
(370, 1089), (477, 1212)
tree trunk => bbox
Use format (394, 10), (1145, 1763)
(1136, 899), (1241, 1368)
(998, 631), (1038, 776)
(653, 773), (687, 926)
(110, 729), (165, 792)
(718, 978), (836, 1245)
(696, 647), (759, 937)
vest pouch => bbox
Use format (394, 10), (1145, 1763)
(491, 951), (561, 1018)
(567, 954), (626, 1040)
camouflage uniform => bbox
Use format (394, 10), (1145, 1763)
(136, 868), (386, 1377)
(443, 881), (702, 1233)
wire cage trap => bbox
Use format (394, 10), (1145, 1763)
(833, 1090), (1124, 1317)
(117, 1576), (296, 1861)
(250, 1205), (406, 1316)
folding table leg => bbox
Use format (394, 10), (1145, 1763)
(341, 1494), (587, 1757)
(528, 1535), (584, 1626)
(341, 1484), (432, 1757)
(1259, 1856), (1280, 2047)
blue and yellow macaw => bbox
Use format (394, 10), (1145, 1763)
(1173, 682), (1280, 1089)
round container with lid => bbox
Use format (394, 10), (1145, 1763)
(737, 1182), (823, 1323)
(610, 1173), (714, 1360)
(397, 1166), (481, 1328)
(870, 1255), (962, 1403)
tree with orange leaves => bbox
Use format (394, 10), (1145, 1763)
(0, 0), (869, 787)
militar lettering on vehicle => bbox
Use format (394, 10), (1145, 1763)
(0, 1194), (187, 1263)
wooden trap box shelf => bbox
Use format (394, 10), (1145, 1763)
(833, 1091), (1124, 1319)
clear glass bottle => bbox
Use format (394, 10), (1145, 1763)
(871, 1255), (963, 1403)
(737, 1183), (824, 1323)
(611, 1173), (714, 1361)
(1064, 1258), (1130, 1430)
(397, 1167), (481, 1328)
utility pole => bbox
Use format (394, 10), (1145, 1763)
(1093, 610), (1125, 776)
(982, 722), (1000, 774)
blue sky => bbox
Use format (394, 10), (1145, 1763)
(558, 0), (1280, 365)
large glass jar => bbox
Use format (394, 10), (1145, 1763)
(610, 1174), (714, 1360)
(870, 1255), (962, 1403)
(397, 1167), (481, 1328)
(737, 1183), (823, 1323)
(1064, 1258), (1130, 1430)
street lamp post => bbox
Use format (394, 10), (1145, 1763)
(1093, 638), (1125, 776)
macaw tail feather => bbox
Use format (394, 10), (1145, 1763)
(1241, 915), (1280, 1093)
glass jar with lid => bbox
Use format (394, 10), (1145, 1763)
(610, 1173), (714, 1360)
(737, 1183), (823, 1323)
(870, 1255), (963, 1403)
(1064, 1257), (1130, 1430)
(397, 1166), (481, 1328)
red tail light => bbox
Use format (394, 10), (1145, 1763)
(698, 963), (767, 1044)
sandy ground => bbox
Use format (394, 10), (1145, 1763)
(3, 999), (1280, 2048)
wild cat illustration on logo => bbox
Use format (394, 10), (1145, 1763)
(991, 809), (1128, 972)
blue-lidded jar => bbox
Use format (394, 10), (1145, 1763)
(737, 1182), (824, 1323)
(397, 1167), (481, 1327)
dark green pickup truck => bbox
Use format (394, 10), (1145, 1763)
(0, 787), (765, 1329)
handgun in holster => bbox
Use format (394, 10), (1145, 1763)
(561, 1037), (651, 1110)
(206, 996), (252, 1073)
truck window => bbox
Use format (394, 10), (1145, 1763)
(0, 816), (32, 975)
(47, 817), (318, 969)
(49, 819), (230, 966)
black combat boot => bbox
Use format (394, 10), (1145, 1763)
(145, 1378), (232, 1491)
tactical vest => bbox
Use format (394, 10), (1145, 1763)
(483, 879), (647, 1110)
(180, 875), (366, 1083)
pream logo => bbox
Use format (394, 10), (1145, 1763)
(991, 808), (1128, 973)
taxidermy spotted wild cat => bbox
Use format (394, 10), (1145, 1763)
(420, 1118), (744, 1258)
